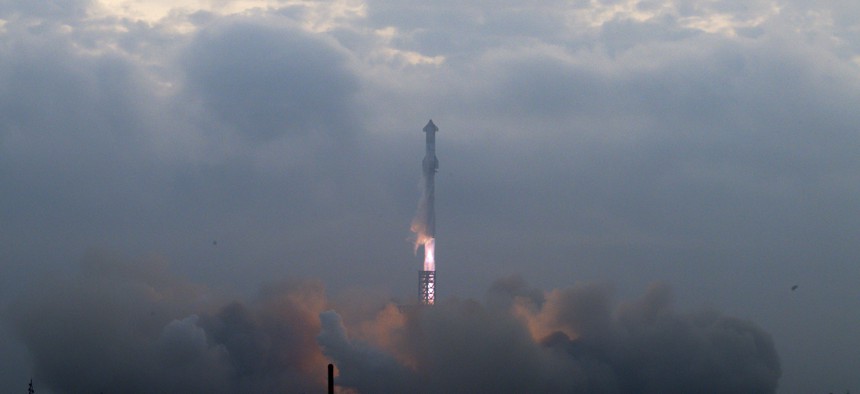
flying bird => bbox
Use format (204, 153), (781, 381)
(791, 285), (798, 291)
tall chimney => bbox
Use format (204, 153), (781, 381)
(328, 363), (334, 394)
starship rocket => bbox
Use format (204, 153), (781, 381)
(422, 119), (438, 238)
(418, 119), (438, 305)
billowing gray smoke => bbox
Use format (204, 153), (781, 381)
(5, 254), (779, 393)
(5, 252), (329, 394)
(319, 276), (781, 394)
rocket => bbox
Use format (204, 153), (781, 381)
(422, 119), (438, 238)
(418, 119), (438, 305)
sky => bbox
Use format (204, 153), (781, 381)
(1, 0), (859, 392)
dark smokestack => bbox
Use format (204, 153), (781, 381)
(328, 363), (334, 394)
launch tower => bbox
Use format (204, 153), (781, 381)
(419, 270), (435, 305)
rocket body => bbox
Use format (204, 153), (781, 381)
(419, 119), (438, 305)
(422, 120), (438, 239)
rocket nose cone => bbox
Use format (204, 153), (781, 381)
(423, 120), (438, 133)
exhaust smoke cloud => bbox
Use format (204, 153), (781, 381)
(5, 254), (781, 393)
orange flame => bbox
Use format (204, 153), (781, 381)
(423, 238), (435, 271)
(410, 219), (433, 253)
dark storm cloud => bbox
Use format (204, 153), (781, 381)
(0, 5), (377, 296)
(181, 20), (359, 142)
(0, 17), (177, 260)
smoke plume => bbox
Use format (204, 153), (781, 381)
(411, 175), (437, 273)
(410, 180), (433, 252)
(320, 277), (781, 394)
(5, 255), (780, 393)
(5, 252), (329, 394)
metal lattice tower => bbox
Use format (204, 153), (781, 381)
(419, 270), (435, 305)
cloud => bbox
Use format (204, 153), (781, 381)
(318, 309), (417, 392)
(5, 252), (331, 393)
(1, 0), (859, 391)
(180, 19), (360, 142)
(323, 277), (780, 394)
(0, 0), (90, 19)
(5, 257), (779, 393)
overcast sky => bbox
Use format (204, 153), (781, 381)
(1, 0), (859, 393)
